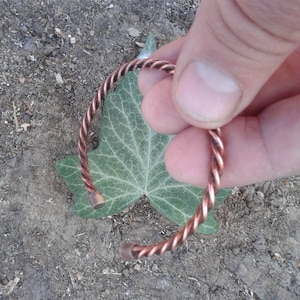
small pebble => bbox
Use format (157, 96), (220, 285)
(255, 191), (264, 200)
(151, 264), (159, 273)
(133, 264), (141, 271)
(24, 37), (38, 51)
(32, 21), (43, 34)
(122, 269), (129, 278)
(43, 44), (56, 56)
(127, 27), (141, 37)
(70, 36), (76, 44)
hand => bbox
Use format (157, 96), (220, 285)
(139, 0), (300, 188)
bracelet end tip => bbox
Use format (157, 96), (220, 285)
(89, 191), (105, 209)
(120, 242), (138, 260)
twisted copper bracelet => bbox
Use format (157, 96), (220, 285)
(78, 58), (224, 260)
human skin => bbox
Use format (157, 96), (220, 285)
(138, 0), (300, 188)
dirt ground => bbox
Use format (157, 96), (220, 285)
(0, 1), (299, 299)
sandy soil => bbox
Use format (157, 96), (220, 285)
(0, 1), (299, 299)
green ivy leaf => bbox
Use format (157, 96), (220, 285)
(137, 33), (156, 58)
(56, 35), (230, 234)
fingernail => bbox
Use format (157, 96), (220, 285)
(176, 61), (242, 125)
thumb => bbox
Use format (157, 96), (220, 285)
(174, 0), (300, 129)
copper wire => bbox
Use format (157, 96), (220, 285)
(78, 58), (224, 259)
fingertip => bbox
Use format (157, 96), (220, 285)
(138, 68), (169, 95)
(141, 77), (189, 134)
(164, 127), (210, 187)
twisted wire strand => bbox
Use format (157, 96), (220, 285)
(78, 58), (224, 259)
